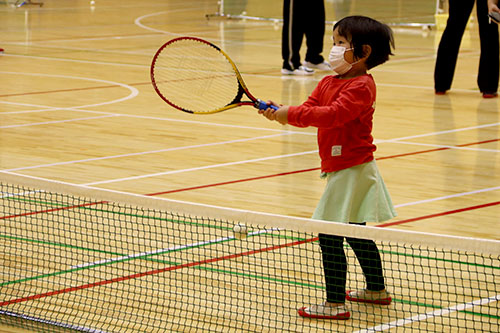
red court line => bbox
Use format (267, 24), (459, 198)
(0, 202), (104, 220)
(0, 81), (153, 98)
(0, 86), (119, 98)
(148, 138), (499, 196)
(146, 168), (320, 196)
(0, 237), (316, 307)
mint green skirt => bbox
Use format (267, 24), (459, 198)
(312, 161), (397, 224)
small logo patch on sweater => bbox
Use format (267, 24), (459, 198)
(331, 145), (342, 156)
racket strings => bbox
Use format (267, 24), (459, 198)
(153, 40), (240, 113)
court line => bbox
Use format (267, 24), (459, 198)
(81, 137), (499, 186)
(0, 237), (316, 307)
(384, 140), (500, 152)
(0, 99), (312, 135)
(83, 150), (319, 186)
(377, 123), (500, 142)
(3, 133), (294, 172)
(0, 83), (133, 98)
(0, 71), (139, 109)
(377, 201), (500, 228)
(0, 53), (149, 69)
(355, 294), (500, 332)
(143, 139), (499, 196)
(0, 114), (119, 129)
(393, 186), (500, 208)
(72, 228), (279, 269)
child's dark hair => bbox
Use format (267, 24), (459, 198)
(333, 16), (394, 69)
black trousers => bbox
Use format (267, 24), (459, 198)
(318, 225), (386, 303)
(282, 0), (326, 70)
(434, 0), (499, 93)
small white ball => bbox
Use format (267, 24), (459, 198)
(232, 223), (248, 239)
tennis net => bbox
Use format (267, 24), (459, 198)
(1, 171), (499, 332)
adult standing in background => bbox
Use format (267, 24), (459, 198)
(281, 0), (331, 75)
(434, 0), (499, 98)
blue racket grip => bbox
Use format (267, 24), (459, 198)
(256, 99), (279, 111)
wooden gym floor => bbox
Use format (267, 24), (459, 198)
(0, 0), (498, 331)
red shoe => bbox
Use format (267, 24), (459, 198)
(346, 289), (392, 305)
(435, 90), (447, 95)
(298, 303), (350, 320)
(0, 48), (4, 54)
(482, 92), (498, 99)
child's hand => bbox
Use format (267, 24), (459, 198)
(258, 101), (289, 125)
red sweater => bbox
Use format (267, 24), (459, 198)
(287, 74), (377, 172)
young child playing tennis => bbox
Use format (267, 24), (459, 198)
(259, 15), (396, 320)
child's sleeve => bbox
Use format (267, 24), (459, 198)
(288, 78), (375, 129)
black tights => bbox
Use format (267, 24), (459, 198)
(318, 224), (386, 303)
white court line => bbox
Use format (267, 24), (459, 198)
(0, 99), (315, 135)
(80, 120), (499, 186)
(3, 133), (294, 172)
(394, 186), (500, 208)
(378, 122), (500, 142)
(387, 140), (500, 153)
(355, 294), (500, 332)
(83, 150), (319, 186)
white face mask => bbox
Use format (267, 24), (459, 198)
(328, 46), (357, 75)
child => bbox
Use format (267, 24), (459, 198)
(259, 16), (397, 320)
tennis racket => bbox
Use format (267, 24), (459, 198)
(150, 37), (278, 114)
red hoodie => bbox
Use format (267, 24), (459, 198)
(287, 74), (377, 172)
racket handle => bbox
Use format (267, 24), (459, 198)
(256, 99), (279, 111)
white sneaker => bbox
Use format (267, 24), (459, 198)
(281, 65), (314, 76)
(346, 289), (392, 305)
(302, 61), (331, 71)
